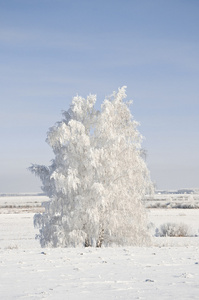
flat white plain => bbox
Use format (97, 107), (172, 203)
(0, 196), (199, 299)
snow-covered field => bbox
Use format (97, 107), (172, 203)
(0, 195), (199, 299)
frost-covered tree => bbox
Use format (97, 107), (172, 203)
(29, 86), (153, 247)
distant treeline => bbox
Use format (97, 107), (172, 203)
(0, 193), (45, 197)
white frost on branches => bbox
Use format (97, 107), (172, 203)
(29, 86), (153, 247)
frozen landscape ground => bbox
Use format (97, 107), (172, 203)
(0, 194), (199, 299)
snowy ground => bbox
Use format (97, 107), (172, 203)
(0, 196), (199, 299)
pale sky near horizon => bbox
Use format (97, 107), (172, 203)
(0, 0), (199, 193)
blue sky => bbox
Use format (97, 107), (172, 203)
(0, 0), (199, 192)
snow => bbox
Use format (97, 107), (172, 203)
(1, 246), (199, 299)
(0, 196), (199, 299)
